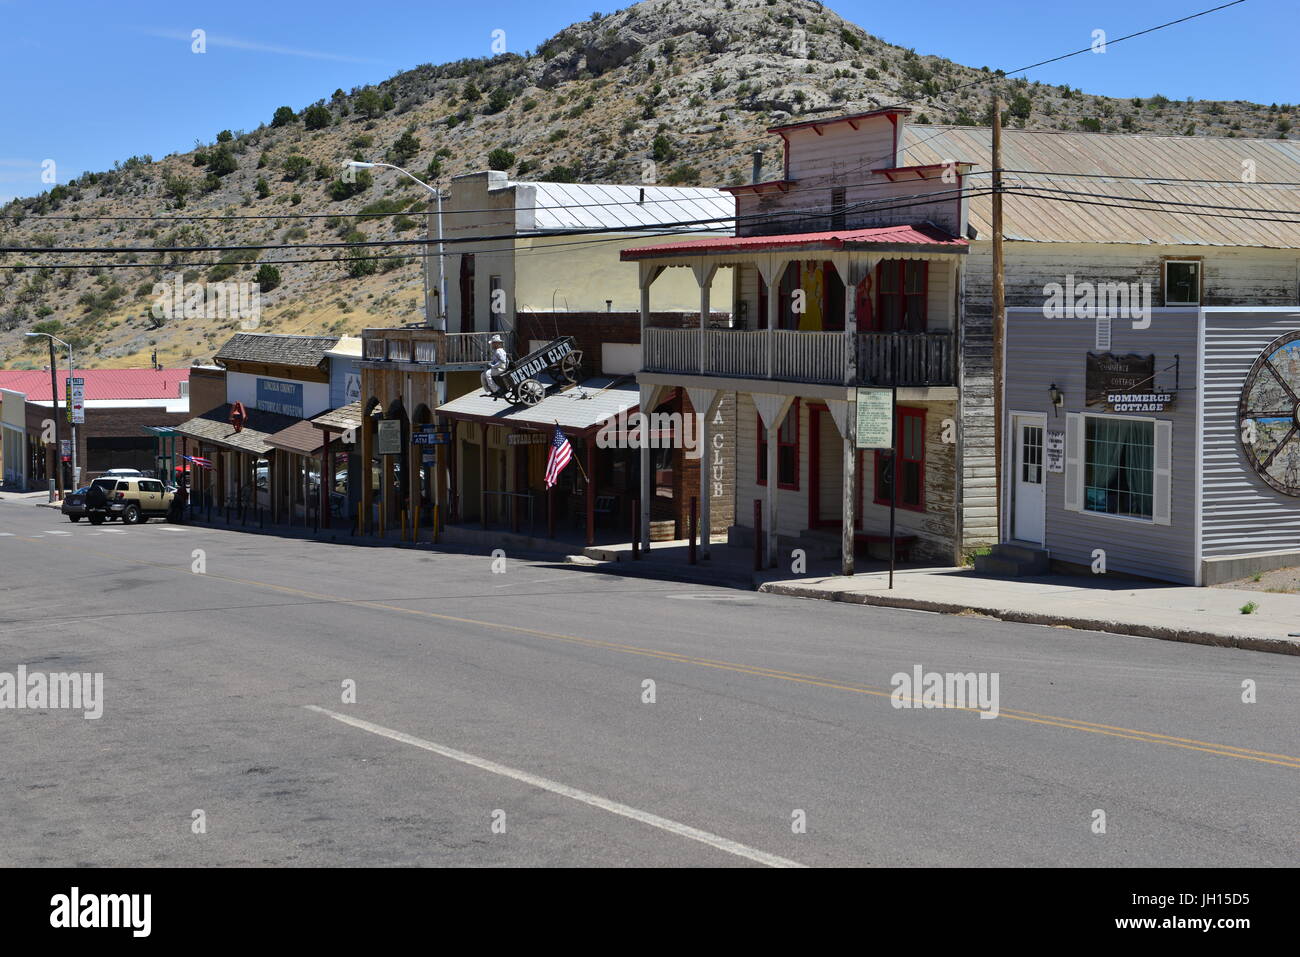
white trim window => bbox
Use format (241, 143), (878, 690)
(1065, 412), (1171, 525)
(1164, 260), (1201, 306)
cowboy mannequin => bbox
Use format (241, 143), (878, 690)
(480, 335), (509, 395)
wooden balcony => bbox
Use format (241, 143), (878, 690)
(360, 329), (514, 368)
(643, 327), (955, 388)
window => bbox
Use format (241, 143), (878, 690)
(829, 188), (846, 230)
(1164, 260), (1200, 305)
(874, 260), (928, 332)
(757, 400), (800, 490)
(458, 254), (476, 333)
(1021, 425), (1043, 485)
(1083, 417), (1154, 519)
(874, 407), (925, 510)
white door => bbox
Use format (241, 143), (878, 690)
(1012, 415), (1045, 544)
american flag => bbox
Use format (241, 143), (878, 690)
(186, 455), (213, 469)
(544, 426), (572, 489)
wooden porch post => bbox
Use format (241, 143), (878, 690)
(693, 261), (717, 374)
(479, 422), (488, 529)
(685, 388), (717, 560)
(322, 431), (333, 529)
(360, 412), (373, 535)
(753, 394), (793, 570)
(585, 435), (595, 547)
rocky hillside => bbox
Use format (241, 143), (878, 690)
(1, 0), (1291, 368)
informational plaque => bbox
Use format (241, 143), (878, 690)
(1045, 430), (1065, 473)
(376, 419), (402, 455)
(854, 388), (893, 449)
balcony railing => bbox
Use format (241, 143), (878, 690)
(643, 327), (955, 387)
(359, 330), (514, 366)
(856, 332), (955, 387)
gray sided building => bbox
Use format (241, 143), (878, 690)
(1004, 306), (1300, 585)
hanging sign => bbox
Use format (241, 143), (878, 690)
(854, 388), (893, 449)
(1045, 430), (1065, 473)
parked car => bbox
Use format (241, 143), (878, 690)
(85, 477), (175, 525)
(62, 477), (122, 522)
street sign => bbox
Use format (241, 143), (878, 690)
(66, 378), (85, 424)
(376, 419), (402, 455)
(854, 388), (893, 449)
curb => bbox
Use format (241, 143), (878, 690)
(758, 583), (1300, 657)
(562, 554), (753, 588)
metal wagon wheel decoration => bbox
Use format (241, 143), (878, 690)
(1239, 330), (1300, 496)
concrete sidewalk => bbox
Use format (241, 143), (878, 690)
(758, 566), (1300, 656)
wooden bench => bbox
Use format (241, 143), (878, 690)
(855, 532), (918, 562)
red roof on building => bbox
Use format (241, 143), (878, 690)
(0, 367), (189, 402)
(620, 223), (966, 260)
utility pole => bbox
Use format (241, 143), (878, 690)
(47, 337), (64, 499)
(991, 95), (1005, 540)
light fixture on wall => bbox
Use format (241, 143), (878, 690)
(1048, 383), (1064, 416)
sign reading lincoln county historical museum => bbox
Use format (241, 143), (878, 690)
(855, 388), (893, 449)
(255, 377), (304, 418)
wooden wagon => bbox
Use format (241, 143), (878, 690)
(487, 336), (583, 406)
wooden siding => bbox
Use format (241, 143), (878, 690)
(1201, 308), (1300, 557)
(1003, 307), (1199, 583)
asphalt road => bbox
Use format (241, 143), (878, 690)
(0, 500), (1296, 867)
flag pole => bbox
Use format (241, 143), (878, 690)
(557, 420), (590, 483)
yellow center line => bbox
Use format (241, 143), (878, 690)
(15, 533), (1300, 770)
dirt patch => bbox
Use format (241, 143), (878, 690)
(1213, 566), (1300, 594)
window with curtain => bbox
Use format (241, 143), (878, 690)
(1084, 417), (1154, 519)
(874, 260), (928, 332)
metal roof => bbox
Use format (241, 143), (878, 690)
(437, 376), (640, 435)
(900, 126), (1300, 248)
(512, 181), (733, 233)
(0, 367), (187, 401)
(621, 223), (966, 260)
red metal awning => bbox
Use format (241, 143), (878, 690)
(620, 223), (966, 260)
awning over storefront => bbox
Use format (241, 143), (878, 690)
(436, 377), (640, 436)
(265, 420), (342, 457)
(310, 401), (362, 434)
(172, 403), (300, 455)
(619, 222), (967, 260)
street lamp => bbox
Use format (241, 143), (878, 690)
(24, 331), (77, 496)
(346, 161), (447, 331)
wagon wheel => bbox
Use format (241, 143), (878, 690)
(558, 351), (583, 385)
(518, 379), (545, 406)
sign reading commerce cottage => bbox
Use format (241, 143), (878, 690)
(1085, 352), (1176, 413)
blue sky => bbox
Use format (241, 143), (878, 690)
(1, 0), (1292, 203)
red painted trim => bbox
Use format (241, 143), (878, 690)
(756, 398), (800, 491)
(872, 259), (930, 333)
(766, 106), (912, 136)
(873, 406), (926, 512)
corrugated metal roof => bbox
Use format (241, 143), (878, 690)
(514, 181), (733, 233)
(437, 376), (639, 434)
(621, 223), (965, 260)
(899, 126), (1300, 248)
(0, 368), (188, 401)
(324, 336), (363, 359)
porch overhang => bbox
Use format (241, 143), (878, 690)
(635, 372), (956, 403)
(620, 223), (968, 264)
